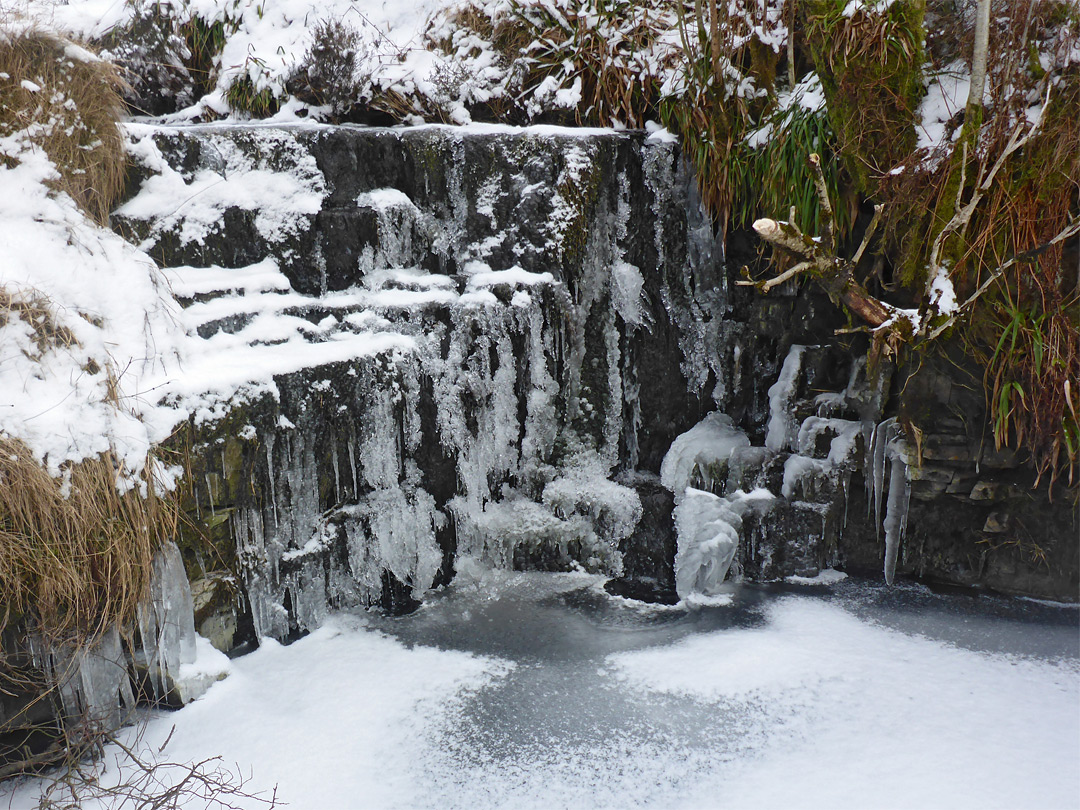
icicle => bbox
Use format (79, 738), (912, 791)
(882, 449), (910, 586)
(348, 428), (359, 496)
(204, 473), (215, 515)
(331, 441), (341, 503)
(870, 418), (891, 540)
(265, 432), (278, 528)
(134, 541), (198, 700)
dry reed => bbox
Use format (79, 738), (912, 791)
(0, 24), (127, 224)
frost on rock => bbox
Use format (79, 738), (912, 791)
(452, 495), (604, 572)
(341, 488), (443, 603)
(543, 452), (643, 546)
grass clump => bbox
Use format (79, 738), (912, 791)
(0, 436), (178, 647)
(224, 71), (279, 117)
(0, 24), (126, 224)
(804, 0), (926, 194)
(285, 18), (363, 120)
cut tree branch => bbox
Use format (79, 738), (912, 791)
(752, 217), (893, 327)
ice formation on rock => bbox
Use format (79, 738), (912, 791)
(112, 125), (729, 637)
(673, 487), (775, 599)
(869, 418), (911, 585)
(136, 541), (198, 700)
(107, 122), (912, 643)
(661, 412), (751, 496)
(765, 344), (806, 451)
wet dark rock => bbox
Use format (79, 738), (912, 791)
(606, 477), (678, 604)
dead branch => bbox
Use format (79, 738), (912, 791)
(737, 260), (816, 291)
(809, 153), (837, 253)
(751, 216), (893, 327)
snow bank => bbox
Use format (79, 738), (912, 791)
(0, 134), (184, 482)
(9, 615), (513, 809)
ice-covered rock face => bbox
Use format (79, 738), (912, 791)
(117, 123), (740, 640)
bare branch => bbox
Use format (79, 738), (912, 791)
(851, 204), (884, 267)
(737, 261), (815, 292)
(809, 153), (836, 252)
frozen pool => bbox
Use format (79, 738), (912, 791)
(6, 571), (1078, 809)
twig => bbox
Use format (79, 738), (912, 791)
(736, 260), (815, 292)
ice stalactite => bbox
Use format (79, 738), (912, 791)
(869, 418), (911, 585)
(45, 540), (217, 729)
(135, 541), (198, 699)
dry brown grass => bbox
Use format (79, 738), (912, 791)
(0, 288), (77, 358)
(0, 25), (127, 224)
(0, 436), (179, 647)
(0, 290), (179, 647)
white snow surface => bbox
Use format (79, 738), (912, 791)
(4, 614), (513, 810)
(5, 577), (1076, 810)
(608, 596), (1080, 810)
(0, 134), (185, 480)
(929, 263), (959, 315)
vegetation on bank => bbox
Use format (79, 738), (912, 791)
(81, 0), (1079, 488)
(0, 25), (184, 779)
(0, 26), (177, 643)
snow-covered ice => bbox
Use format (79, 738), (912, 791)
(5, 573), (1075, 810)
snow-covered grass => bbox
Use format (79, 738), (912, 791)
(0, 135), (182, 480)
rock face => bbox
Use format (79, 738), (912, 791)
(112, 123), (1076, 648)
(116, 124), (767, 640)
